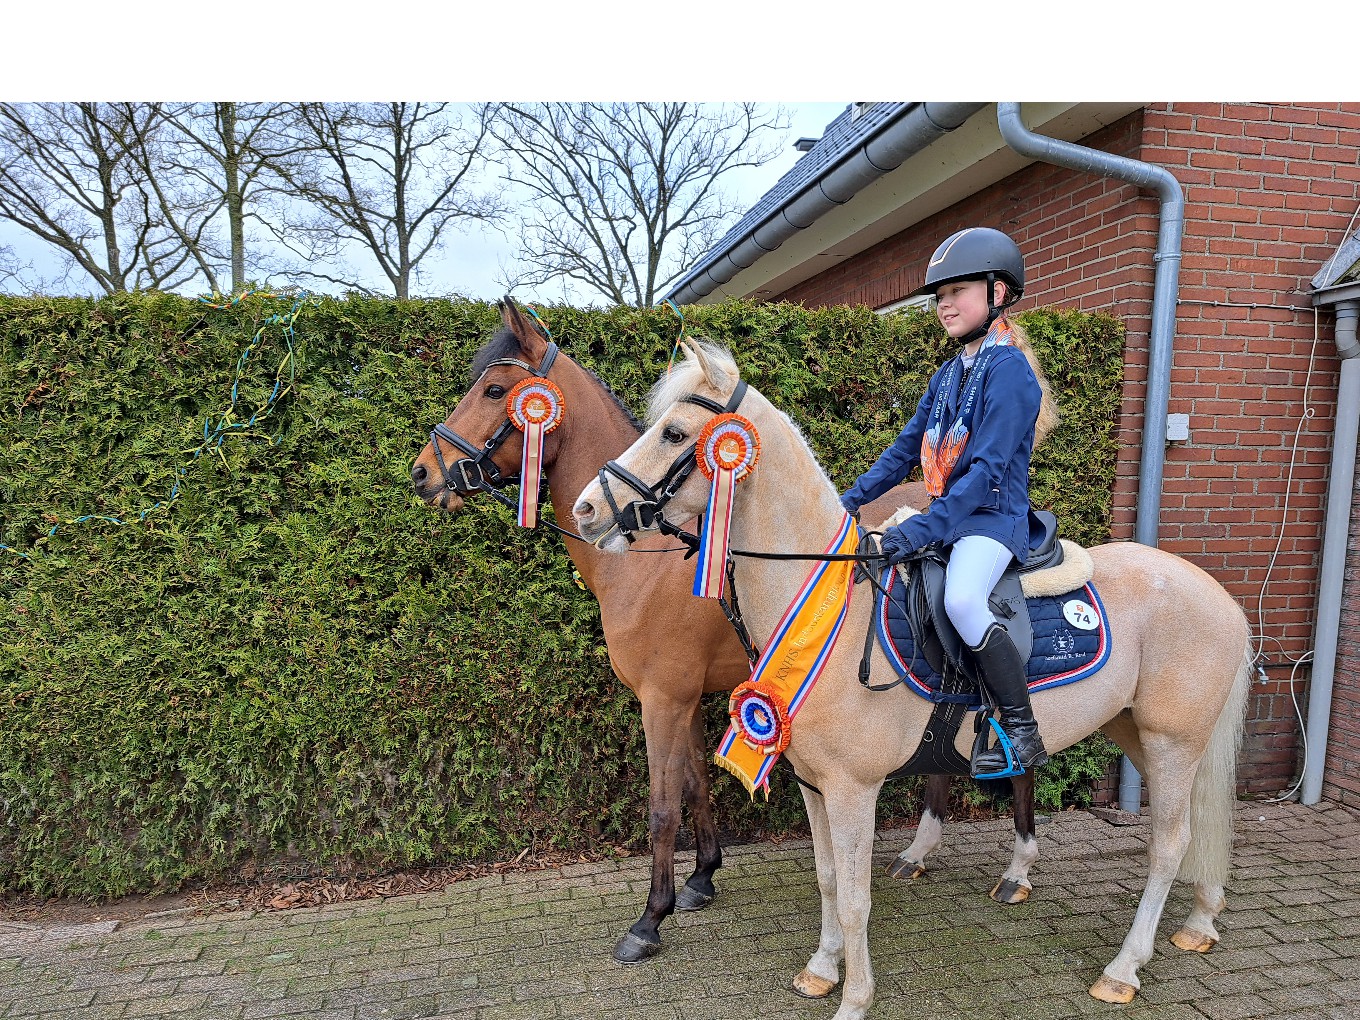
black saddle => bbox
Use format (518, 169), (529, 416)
(903, 510), (1062, 684)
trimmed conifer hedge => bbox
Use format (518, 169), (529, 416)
(0, 293), (1125, 897)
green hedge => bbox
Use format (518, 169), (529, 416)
(0, 293), (1126, 898)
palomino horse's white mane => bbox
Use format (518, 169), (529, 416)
(645, 338), (738, 424)
(648, 339), (836, 492)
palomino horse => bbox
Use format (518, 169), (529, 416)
(572, 339), (1251, 1017)
(409, 301), (1046, 963)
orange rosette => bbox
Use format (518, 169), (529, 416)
(696, 413), (760, 481)
(507, 377), (565, 433)
(728, 680), (792, 755)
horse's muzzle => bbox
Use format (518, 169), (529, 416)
(411, 462), (468, 513)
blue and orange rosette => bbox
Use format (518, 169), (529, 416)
(728, 680), (792, 755)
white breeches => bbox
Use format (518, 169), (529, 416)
(943, 534), (1013, 647)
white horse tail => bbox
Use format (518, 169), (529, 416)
(1178, 618), (1252, 886)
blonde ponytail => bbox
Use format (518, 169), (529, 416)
(1003, 317), (1059, 448)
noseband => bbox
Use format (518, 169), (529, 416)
(594, 380), (748, 545)
(427, 342), (559, 497)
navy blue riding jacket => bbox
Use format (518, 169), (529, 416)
(840, 344), (1042, 562)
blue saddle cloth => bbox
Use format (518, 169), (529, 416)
(874, 566), (1112, 707)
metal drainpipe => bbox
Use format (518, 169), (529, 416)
(1301, 299), (1360, 804)
(996, 103), (1186, 815)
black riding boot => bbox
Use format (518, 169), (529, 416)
(969, 622), (1048, 777)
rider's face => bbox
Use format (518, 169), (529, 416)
(934, 279), (1005, 340)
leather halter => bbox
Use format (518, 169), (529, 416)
(593, 380), (748, 546)
(427, 342), (559, 497)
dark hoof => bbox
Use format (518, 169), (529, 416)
(675, 882), (715, 912)
(612, 931), (662, 965)
(887, 856), (926, 881)
(989, 878), (1031, 904)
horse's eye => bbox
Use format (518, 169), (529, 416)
(662, 425), (686, 445)
(485, 384), (506, 399)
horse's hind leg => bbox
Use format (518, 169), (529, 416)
(991, 771), (1039, 905)
(675, 703), (721, 911)
(887, 774), (950, 880)
(1090, 749), (1197, 1003)
(1171, 881), (1226, 953)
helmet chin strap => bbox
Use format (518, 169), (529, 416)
(959, 271), (1002, 346)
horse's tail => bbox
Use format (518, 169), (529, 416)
(1178, 617), (1252, 886)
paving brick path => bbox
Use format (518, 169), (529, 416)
(2, 801), (1357, 1019)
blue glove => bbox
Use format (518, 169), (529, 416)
(839, 492), (860, 522)
(878, 525), (912, 564)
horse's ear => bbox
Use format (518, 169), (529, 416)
(499, 295), (548, 363)
(680, 338), (731, 393)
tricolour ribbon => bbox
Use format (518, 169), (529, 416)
(693, 414), (760, 599)
(507, 377), (565, 528)
(715, 512), (859, 798)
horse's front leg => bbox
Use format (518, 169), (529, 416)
(793, 783), (844, 999)
(991, 771), (1039, 904)
(822, 778), (883, 1020)
(612, 693), (693, 964)
(675, 702), (721, 911)
(887, 773), (950, 880)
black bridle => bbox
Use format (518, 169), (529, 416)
(592, 380), (749, 547)
(427, 341), (560, 501)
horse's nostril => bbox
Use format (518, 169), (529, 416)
(575, 499), (595, 521)
(412, 463), (427, 486)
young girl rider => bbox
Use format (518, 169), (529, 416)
(838, 227), (1059, 778)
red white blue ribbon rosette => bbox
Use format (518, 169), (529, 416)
(693, 413), (760, 598)
(507, 377), (565, 528)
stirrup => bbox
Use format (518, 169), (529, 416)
(970, 714), (1025, 780)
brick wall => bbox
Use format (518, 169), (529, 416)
(776, 103), (1360, 798)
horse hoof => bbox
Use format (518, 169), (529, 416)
(675, 883), (714, 912)
(1170, 928), (1217, 954)
(792, 968), (837, 999)
(886, 856), (925, 881)
(1089, 975), (1137, 1003)
(612, 932), (662, 965)
(989, 878), (1031, 905)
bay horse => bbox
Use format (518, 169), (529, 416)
(571, 339), (1251, 1016)
(409, 300), (1046, 964)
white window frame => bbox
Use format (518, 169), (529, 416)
(874, 294), (933, 315)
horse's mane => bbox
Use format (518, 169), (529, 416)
(468, 327), (643, 433)
(646, 339), (739, 425)
(646, 340), (835, 491)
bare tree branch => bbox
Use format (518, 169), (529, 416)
(154, 102), (298, 293)
(484, 102), (788, 308)
(0, 102), (232, 295)
(265, 103), (503, 298)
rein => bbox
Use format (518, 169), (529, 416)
(588, 380), (910, 667)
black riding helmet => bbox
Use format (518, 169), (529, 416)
(912, 227), (1025, 342)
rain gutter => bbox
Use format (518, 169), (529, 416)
(666, 102), (987, 305)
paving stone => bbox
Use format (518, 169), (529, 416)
(1, 804), (1359, 1018)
